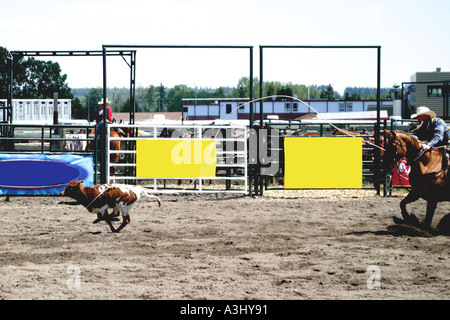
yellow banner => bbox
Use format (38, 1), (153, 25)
(136, 140), (216, 178)
(284, 137), (362, 189)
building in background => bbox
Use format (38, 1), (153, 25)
(183, 98), (394, 121)
(0, 99), (72, 123)
(405, 69), (450, 119)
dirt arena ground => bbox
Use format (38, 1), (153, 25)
(0, 188), (448, 300)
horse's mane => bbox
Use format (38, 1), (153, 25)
(393, 130), (421, 146)
(394, 130), (428, 148)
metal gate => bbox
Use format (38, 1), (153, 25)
(106, 123), (248, 194)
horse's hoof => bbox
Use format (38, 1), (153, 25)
(393, 216), (404, 224)
(393, 215), (420, 227)
(408, 214), (420, 226)
(437, 214), (450, 236)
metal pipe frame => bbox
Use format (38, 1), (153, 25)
(6, 49), (135, 184)
(258, 45), (382, 196)
(101, 44), (254, 185)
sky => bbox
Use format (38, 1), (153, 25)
(1, 0), (449, 95)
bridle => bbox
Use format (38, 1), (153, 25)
(388, 134), (445, 175)
(389, 134), (428, 163)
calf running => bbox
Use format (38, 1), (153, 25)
(61, 180), (161, 233)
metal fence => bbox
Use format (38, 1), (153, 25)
(0, 123), (99, 182)
(0, 119), (422, 196)
(105, 123), (248, 194)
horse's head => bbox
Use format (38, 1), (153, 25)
(383, 129), (420, 171)
(383, 130), (404, 172)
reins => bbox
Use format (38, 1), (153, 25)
(392, 134), (447, 174)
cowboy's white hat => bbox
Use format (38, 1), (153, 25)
(98, 98), (111, 105)
(411, 106), (436, 119)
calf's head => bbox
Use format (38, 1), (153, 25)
(61, 180), (85, 197)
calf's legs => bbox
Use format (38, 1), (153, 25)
(105, 214), (131, 233)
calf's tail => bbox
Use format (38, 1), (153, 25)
(137, 187), (162, 207)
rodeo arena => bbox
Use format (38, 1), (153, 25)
(0, 45), (449, 302)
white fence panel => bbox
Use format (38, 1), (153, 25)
(106, 123), (248, 194)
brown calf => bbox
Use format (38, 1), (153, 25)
(61, 180), (161, 232)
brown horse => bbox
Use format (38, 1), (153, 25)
(87, 128), (124, 173)
(383, 129), (448, 229)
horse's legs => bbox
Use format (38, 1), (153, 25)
(399, 191), (420, 225)
(424, 200), (437, 229)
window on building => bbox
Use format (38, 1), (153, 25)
(427, 86), (443, 97)
(293, 103), (298, 112)
(339, 103), (345, 112)
(347, 103), (353, 111)
(226, 104), (232, 114)
(284, 103), (290, 111)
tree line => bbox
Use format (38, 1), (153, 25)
(71, 82), (391, 120)
(1, 46), (391, 121)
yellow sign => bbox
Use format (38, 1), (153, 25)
(136, 140), (216, 178)
(284, 137), (362, 189)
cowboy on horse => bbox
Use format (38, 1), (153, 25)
(410, 106), (450, 169)
(90, 98), (124, 173)
(96, 98), (113, 127)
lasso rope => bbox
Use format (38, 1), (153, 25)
(178, 94), (386, 192)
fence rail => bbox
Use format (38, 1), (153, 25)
(0, 123), (99, 183)
(106, 123), (248, 194)
(0, 119), (421, 196)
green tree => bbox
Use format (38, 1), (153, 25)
(343, 91), (361, 100)
(214, 87), (226, 98)
(121, 98), (130, 112)
(85, 88), (103, 121)
(232, 77), (260, 98)
(146, 85), (158, 111)
(276, 84), (293, 99)
(319, 84), (338, 100)
(1, 46), (72, 100)
(157, 84), (166, 112)
(71, 97), (85, 119)
(166, 85), (195, 112)
(265, 83), (276, 97)
(0, 47), (11, 98)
